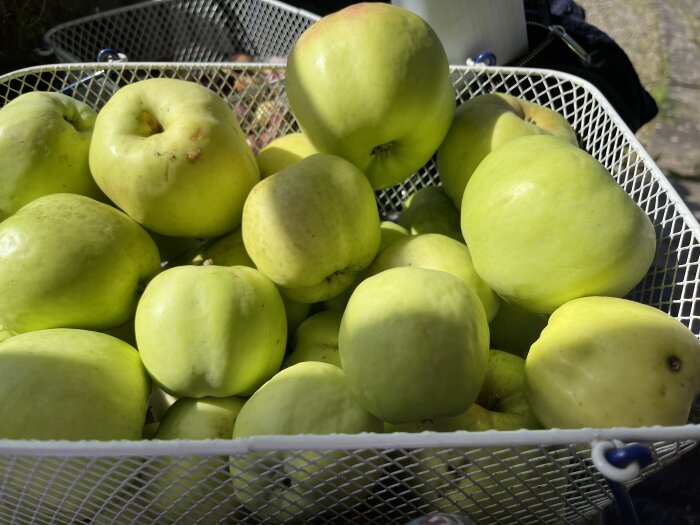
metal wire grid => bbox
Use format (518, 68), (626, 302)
(0, 439), (695, 524)
(0, 62), (699, 523)
(43, 0), (320, 63)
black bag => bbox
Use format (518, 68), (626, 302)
(519, 0), (658, 132)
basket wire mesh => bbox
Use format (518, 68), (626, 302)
(43, 0), (320, 63)
(0, 62), (699, 524)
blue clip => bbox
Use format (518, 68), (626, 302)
(474, 52), (497, 66)
(601, 443), (653, 525)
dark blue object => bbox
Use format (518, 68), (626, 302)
(474, 52), (497, 66)
(604, 444), (654, 525)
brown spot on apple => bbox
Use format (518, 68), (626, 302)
(667, 355), (682, 372)
(187, 149), (203, 163)
(190, 128), (204, 141)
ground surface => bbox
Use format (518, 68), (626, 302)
(577, 0), (700, 223)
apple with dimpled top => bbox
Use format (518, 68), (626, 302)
(89, 77), (259, 237)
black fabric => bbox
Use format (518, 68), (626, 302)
(521, 0), (658, 131)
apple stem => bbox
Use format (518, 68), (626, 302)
(370, 142), (394, 157)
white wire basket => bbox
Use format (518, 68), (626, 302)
(43, 0), (320, 63)
(0, 62), (699, 524)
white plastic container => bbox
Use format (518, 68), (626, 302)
(391, 0), (529, 64)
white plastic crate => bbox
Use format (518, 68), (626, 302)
(43, 0), (320, 63)
(0, 61), (699, 524)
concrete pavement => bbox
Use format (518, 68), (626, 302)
(577, 0), (700, 224)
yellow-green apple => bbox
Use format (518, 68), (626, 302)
(0, 328), (150, 439)
(398, 445), (563, 519)
(101, 318), (137, 348)
(339, 266), (490, 424)
(0, 324), (13, 343)
(489, 299), (549, 359)
(0, 91), (104, 219)
(242, 153), (381, 303)
(135, 265), (287, 398)
(525, 296), (700, 428)
(256, 131), (317, 178)
(89, 77), (259, 237)
(397, 185), (463, 242)
(230, 361), (383, 523)
(461, 134), (657, 315)
(379, 220), (410, 251)
(190, 226), (312, 340)
(321, 220), (409, 311)
(365, 233), (499, 321)
(192, 226), (254, 267)
(285, 2), (456, 189)
(386, 350), (549, 518)
(437, 92), (578, 208)
(0, 328), (150, 521)
(149, 385), (178, 423)
(148, 396), (246, 523)
(283, 309), (343, 369)
(145, 227), (203, 267)
(387, 348), (540, 433)
(0, 193), (161, 333)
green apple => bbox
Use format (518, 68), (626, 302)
(339, 266), (490, 424)
(149, 385), (178, 423)
(379, 220), (410, 251)
(489, 299), (549, 359)
(242, 153), (381, 303)
(190, 226), (312, 339)
(386, 347), (549, 519)
(0, 328), (150, 439)
(461, 134), (657, 315)
(136, 264), (287, 398)
(437, 92), (578, 208)
(321, 220), (410, 312)
(0, 193), (161, 333)
(148, 396), (246, 523)
(401, 445), (564, 519)
(525, 296), (700, 428)
(192, 226), (254, 267)
(365, 233), (499, 322)
(283, 309), (343, 369)
(397, 185), (463, 242)
(145, 227), (204, 267)
(101, 318), (137, 348)
(0, 328), (150, 521)
(0, 91), (104, 218)
(387, 349), (540, 433)
(230, 361), (383, 523)
(256, 131), (317, 178)
(0, 324), (13, 343)
(89, 77), (260, 237)
(285, 2), (456, 189)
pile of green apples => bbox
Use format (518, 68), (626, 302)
(1, 2), (699, 521)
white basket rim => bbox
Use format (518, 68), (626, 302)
(0, 424), (698, 457)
